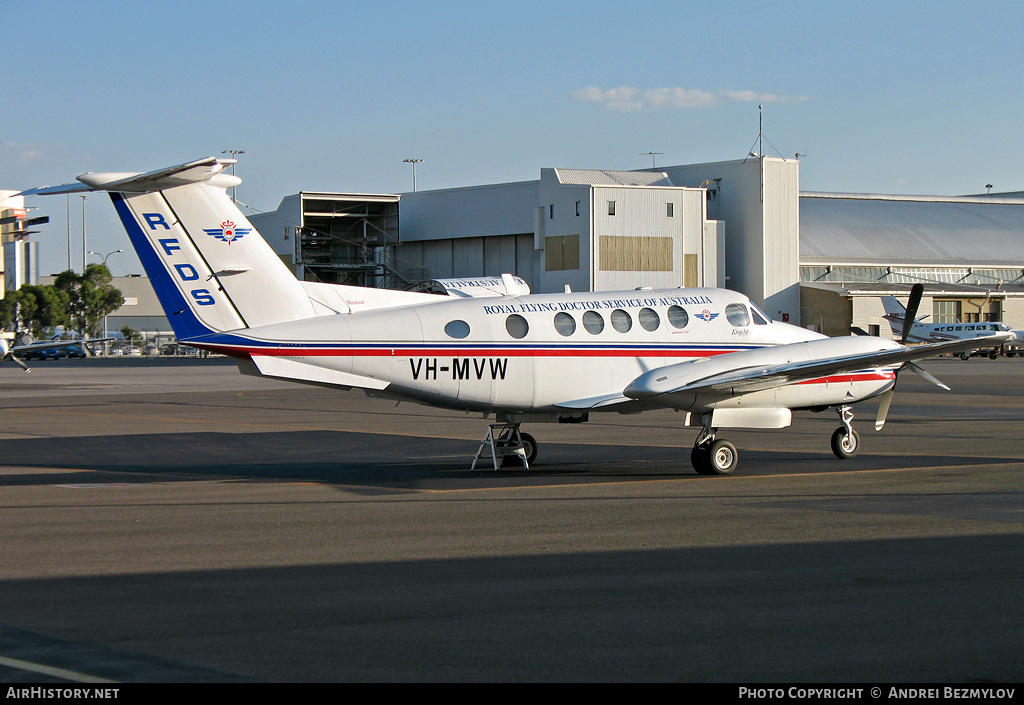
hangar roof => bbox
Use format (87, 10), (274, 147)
(553, 169), (674, 186)
(800, 193), (1024, 266)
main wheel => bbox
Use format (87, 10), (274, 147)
(830, 426), (860, 459)
(499, 431), (538, 467)
(690, 443), (712, 475)
(706, 439), (738, 475)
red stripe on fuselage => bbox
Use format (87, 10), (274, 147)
(197, 345), (749, 358)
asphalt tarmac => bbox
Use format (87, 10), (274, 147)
(0, 356), (1021, 683)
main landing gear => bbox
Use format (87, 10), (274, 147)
(690, 414), (739, 475)
(690, 405), (863, 475)
(471, 421), (538, 471)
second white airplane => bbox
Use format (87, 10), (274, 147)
(882, 295), (1023, 358)
(20, 158), (1013, 474)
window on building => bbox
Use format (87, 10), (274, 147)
(608, 200), (616, 216)
(545, 234), (580, 272)
(575, 200), (581, 217)
(666, 202), (674, 217)
(599, 235), (673, 272)
(933, 300), (961, 324)
(549, 204), (555, 219)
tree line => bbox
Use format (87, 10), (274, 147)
(0, 263), (124, 342)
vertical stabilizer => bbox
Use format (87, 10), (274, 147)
(59, 158), (317, 339)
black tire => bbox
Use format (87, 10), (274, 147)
(831, 426), (860, 459)
(706, 439), (738, 475)
(690, 444), (712, 475)
(499, 431), (538, 467)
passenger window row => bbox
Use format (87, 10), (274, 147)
(445, 303), (763, 340)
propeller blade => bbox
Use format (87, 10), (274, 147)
(901, 283), (925, 345)
(905, 361), (949, 390)
(874, 388), (895, 431)
(2, 353), (30, 373)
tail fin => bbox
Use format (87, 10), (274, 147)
(28, 158), (316, 340)
(880, 296), (907, 338)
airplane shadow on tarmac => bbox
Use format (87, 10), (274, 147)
(0, 429), (1015, 491)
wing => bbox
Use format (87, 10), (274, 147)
(11, 337), (114, 354)
(625, 333), (1015, 402)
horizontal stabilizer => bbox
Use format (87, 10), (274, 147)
(18, 157), (237, 197)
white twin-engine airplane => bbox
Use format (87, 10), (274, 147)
(20, 157), (1014, 474)
(882, 296), (1023, 355)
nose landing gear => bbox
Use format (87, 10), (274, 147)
(471, 422), (538, 471)
(830, 405), (860, 459)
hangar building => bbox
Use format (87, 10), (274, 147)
(250, 156), (1024, 337)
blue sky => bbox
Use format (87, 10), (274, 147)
(4, 0), (1024, 276)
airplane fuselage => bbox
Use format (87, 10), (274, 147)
(192, 287), (898, 416)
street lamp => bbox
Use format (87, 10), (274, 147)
(88, 249), (123, 268)
(403, 158), (423, 192)
(88, 249), (123, 353)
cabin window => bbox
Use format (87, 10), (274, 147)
(667, 305), (689, 329)
(554, 312), (576, 336)
(638, 307), (660, 331)
(505, 314), (529, 339)
(444, 320), (471, 339)
(583, 311), (605, 334)
(726, 303), (750, 327)
(611, 309), (632, 333)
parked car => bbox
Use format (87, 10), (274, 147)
(21, 348), (63, 361)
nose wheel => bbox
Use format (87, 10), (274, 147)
(831, 405), (860, 459)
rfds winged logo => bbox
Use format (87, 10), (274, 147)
(204, 220), (251, 245)
(697, 309), (720, 322)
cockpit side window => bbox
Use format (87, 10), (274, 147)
(750, 306), (770, 325)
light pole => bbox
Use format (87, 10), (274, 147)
(403, 159), (423, 192)
(79, 194), (88, 273)
(87, 249), (122, 352)
(222, 149), (244, 202)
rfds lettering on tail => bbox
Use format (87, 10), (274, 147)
(19, 157), (1017, 473)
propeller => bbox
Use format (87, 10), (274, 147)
(900, 283), (924, 345)
(875, 283), (927, 431)
(0, 339), (30, 373)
